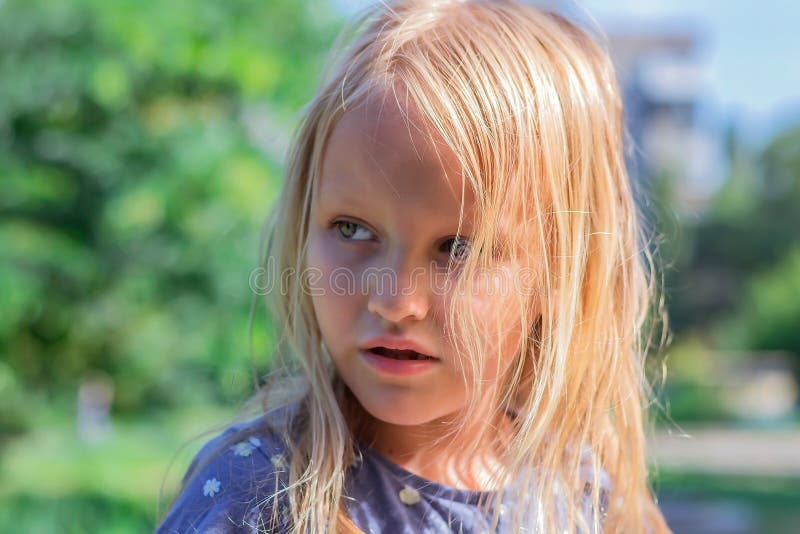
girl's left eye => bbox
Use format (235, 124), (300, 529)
(333, 220), (374, 241)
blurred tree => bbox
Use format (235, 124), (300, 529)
(0, 0), (339, 421)
(730, 247), (800, 357)
(710, 127), (800, 359)
(662, 125), (800, 338)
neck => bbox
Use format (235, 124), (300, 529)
(352, 396), (516, 492)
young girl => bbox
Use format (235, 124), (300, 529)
(156, 0), (671, 532)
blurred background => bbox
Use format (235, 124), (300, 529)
(0, 0), (798, 532)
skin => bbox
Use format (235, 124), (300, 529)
(305, 88), (529, 491)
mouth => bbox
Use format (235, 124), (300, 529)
(365, 347), (438, 361)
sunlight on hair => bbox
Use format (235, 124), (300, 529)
(234, 1), (673, 532)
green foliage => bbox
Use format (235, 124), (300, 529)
(659, 379), (731, 423)
(716, 247), (800, 356)
(662, 126), (800, 348)
(649, 124), (800, 423)
(0, 0), (339, 415)
(0, 493), (152, 534)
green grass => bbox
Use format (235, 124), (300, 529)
(0, 493), (152, 534)
(656, 470), (800, 504)
(0, 404), (239, 533)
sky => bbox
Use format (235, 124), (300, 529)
(332, 0), (800, 146)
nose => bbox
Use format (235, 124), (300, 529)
(366, 249), (431, 324)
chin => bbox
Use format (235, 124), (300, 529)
(356, 389), (453, 427)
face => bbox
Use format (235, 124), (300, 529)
(305, 90), (526, 429)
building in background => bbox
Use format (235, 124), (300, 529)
(605, 21), (726, 217)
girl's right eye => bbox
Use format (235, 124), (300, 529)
(441, 236), (471, 262)
(333, 220), (375, 241)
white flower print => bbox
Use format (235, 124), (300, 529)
(203, 477), (221, 497)
(398, 485), (420, 505)
(247, 436), (262, 447)
(231, 441), (256, 457)
(270, 454), (287, 470)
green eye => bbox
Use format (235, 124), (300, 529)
(334, 220), (373, 241)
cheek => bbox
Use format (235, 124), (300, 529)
(303, 232), (355, 351)
(305, 231), (363, 350)
(454, 267), (525, 376)
(469, 265), (523, 327)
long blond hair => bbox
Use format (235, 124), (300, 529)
(222, 1), (671, 532)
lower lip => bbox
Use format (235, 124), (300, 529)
(359, 350), (439, 376)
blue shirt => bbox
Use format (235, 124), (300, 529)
(154, 406), (609, 533)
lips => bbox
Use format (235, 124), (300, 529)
(366, 347), (436, 361)
(360, 336), (439, 361)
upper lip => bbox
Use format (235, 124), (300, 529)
(360, 336), (439, 359)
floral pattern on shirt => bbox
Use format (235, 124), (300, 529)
(202, 477), (221, 497)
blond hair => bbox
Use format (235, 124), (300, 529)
(177, 1), (672, 532)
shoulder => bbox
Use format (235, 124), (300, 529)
(155, 405), (300, 534)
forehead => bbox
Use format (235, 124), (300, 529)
(317, 89), (475, 224)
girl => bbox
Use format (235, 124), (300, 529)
(156, 0), (671, 532)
